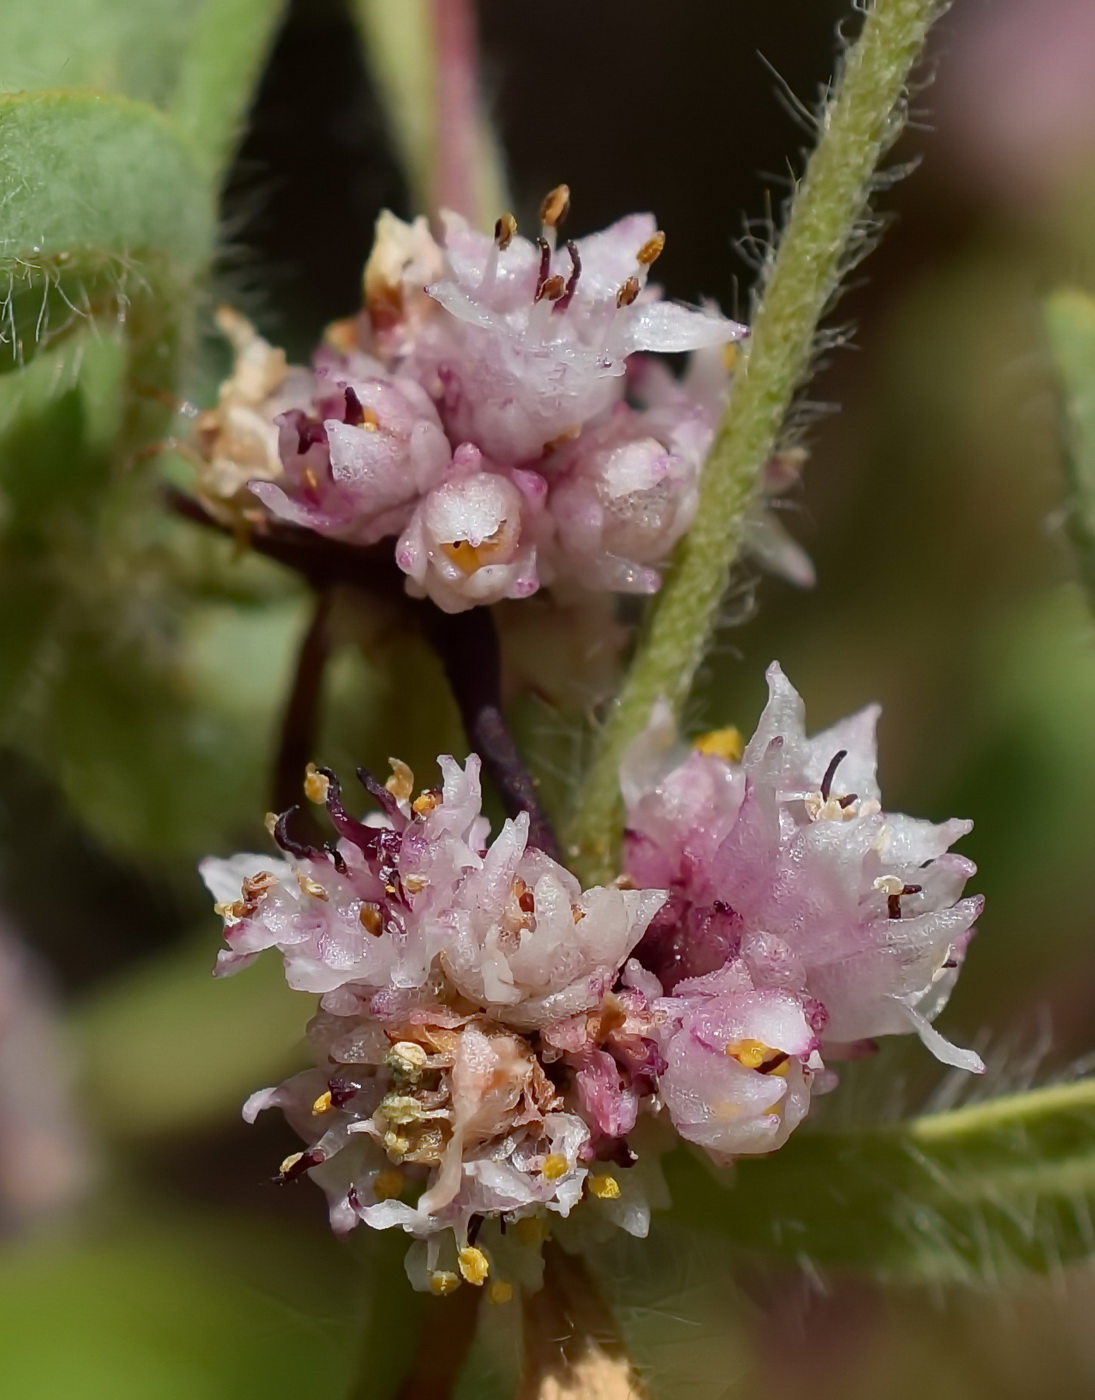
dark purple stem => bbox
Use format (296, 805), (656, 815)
(272, 589), (333, 819)
(168, 490), (560, 857)
(421, 605), (560, 859)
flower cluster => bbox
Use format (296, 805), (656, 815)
(196, 190), (814, 613)
(205, 666), (982, 1295)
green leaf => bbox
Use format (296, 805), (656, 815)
(0, 0), (285, 175)
(168, 0), (288, 176)
(0, 90), (211, 388)
(0, 1217), (359, 1399)
(78, 927), (311, 1139)
(1045, 287), (1095, 607)
(664, 1079), (1095, 1283)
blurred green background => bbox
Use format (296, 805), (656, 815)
(4, 0), (1095, 1395)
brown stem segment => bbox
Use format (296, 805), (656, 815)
(519, 1241), (646, 1400)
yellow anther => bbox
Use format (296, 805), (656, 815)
(304, 763), (330, 804)
(441, 527), (507, 575)
(488, 1280), (514, 1305)
(589, 1174), (621, 1200)
(383, 1130), (409, 1160)
(403, 874), (427, 895)
(542, 1153), (569, 1181)
(429, 1270), (460, 1296)
(694, 726), (743, 763)
(385, 758), (414, 802)
(303, 465), (320, 492)
(360, 903), (383, 936)
(264, 811), (278, 836)
(372, 1169), (405, 1201)
(278, 1151), (304, 1176)
(386, 1041), (429, 1078)
(725, 1039), (772, 1070)
(361, 407), (380, 431)
(458, 1246), (490, 1286)
(412, 790), (441, 816)
(616, 275), (640, 308)
(513, 1216), (550, 1247)
(721, 342), (739, 373)
(311, 1090), (334, 1115)
(379, 1094), (427, 1125)
(539, 184), (571, 228)
(636, 231), (666, 266)
(495, 212), (518, 249)
(297, 873), (328, 901)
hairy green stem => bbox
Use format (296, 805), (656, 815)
(565, 0), (948, 885)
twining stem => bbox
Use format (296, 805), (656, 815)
(422, 605), (561, 859)
(167, 491), (559, 852)
(564, 0), (949, 886)
(271, 588), (334, 819)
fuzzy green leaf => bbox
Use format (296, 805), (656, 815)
(0, 0), (285, 171)
(168, 0), (288, 176)
(0, 90), (211, 379)
(664, 1079), (1095, 1282)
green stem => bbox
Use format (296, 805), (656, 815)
(564, 0), (948, 885)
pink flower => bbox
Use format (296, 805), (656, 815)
(203, 752), (664, 1285)
(410, 202), (745, 464)
(394, 446), (548, 612)
(654, 961), (821, 1162)
(249, 365), (451, 546)
(542, 405), (699, 595)
(630, 347), (815, 587)
(622, 664), (984, 1074)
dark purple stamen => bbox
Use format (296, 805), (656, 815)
(759, 1051), (791, 1076)
(886, 884), (922, 919)
(274, 1147), (326, 1184)
(315, 767), (386, 857)
(356, 767), (406, 826)
(534, 236), (552, 300)
(327, 1078), (357, 1108)
(553, 240), (581, 312)
(325, 843), (348, 875)
(295, 417), (327, 457)
(942, 959), (958, 970)
(343, 386), (365, 427)
(820, 749), (847, 802)
(467, 1214), (485, 1247)
(274, 806), (323, 861)
(601, 1139), (638, 1169)
(838, 793), (858, 809)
